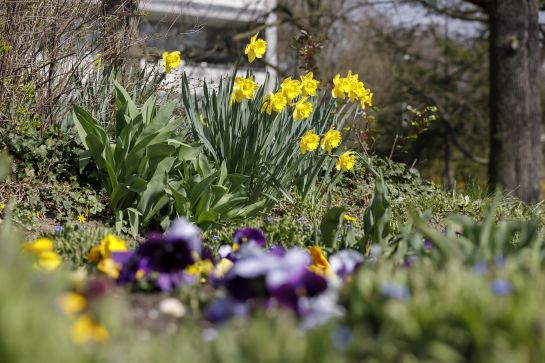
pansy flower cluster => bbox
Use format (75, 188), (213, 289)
(101, 218), (364, 327)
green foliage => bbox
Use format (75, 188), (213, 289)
(0, 117), (106, 227)
(181, 72), (356, 205)
(74, 81), (264, 235)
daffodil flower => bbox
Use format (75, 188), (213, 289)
(244, 33), (267, 63)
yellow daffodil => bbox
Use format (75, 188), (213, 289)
(71, 314), (109, 344)
(280, 77), (302, 101)
(332, 73), (351, 99)
(231, 76), (258, 104)
(300, 72), (319, 96)
(336, 151), (356, 171)
(97, 258), (121, 279)
(36, 251), (62, 270)
(261, 91), (287, 114)
(244, 33), (267, 63)
(321, 130), (342, 152)
(77, 214), (86, 223)
(162, 50), (181, 73)
(300, 129), (320, 154)
(308, 246), (331, 275)
(293, 97), (313, 121)
(331, 71), (373, 109)
(58, 292), (87, 316)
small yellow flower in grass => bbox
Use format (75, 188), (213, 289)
(162, 50), (181, 73)
(299, 129), (320, 154)
(280, 77), (302, 101)
(321, 130), (342, 152)
(245, 33), (267, 63)
(94, 53), (102, 68)
(35, 211), (41, 219)
(58, 292), (87, 316)
(336, 151), (356, 171)
(231, 76), (258, 104)
(71, 314), (109, 344)
(300, 72), (320, 96)
(261, 91), (287, 114)
(293, 97), (313, 121)
(343, 213), (357, 222)
(308, 246), (330, 275)
(0, 202), (5, 210)
(36, 251), (62, 270)
(77, 214), (86, 223)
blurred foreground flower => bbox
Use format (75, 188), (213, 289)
(71, 314), (109, 344)
(23, 237), (62, 271)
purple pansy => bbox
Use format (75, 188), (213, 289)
(329, 250), (364, 280)
(232, 227), (267, 247)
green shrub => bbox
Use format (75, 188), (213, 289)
(73, 81), (265, 235)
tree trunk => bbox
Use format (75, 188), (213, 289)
(488, 0), (543, 202)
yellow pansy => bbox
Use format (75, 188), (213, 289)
(185, 259), (214, 276)
(97, 258), (121, 279)
(299, 129), (320, 154)
(293, 97), (313, 121)
(162, 51), (181, 73)
(231, 76), (258, 104)
(23, 237), (54, 254)
(300, 72), (319, 96)
(58, 292), (87, 316)
(213, 258), (234, 278)
(336, 151), (356, 171)
(87, 234), (127, 263)
(321, 130), (342, 152)
(245, 33), (267, 63)
(308, 246), (330, 275)
(71, 314), (109, 344)
(261, 91), (287, 114)
(280, 77), (302, 101)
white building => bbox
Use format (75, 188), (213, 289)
(139, 0), (277, 86)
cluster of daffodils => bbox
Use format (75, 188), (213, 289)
(260, 73), (319, 121)
(300, 129), (356, 171)
(332, 70), (373, 109)
(23, 237), (62, 271)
